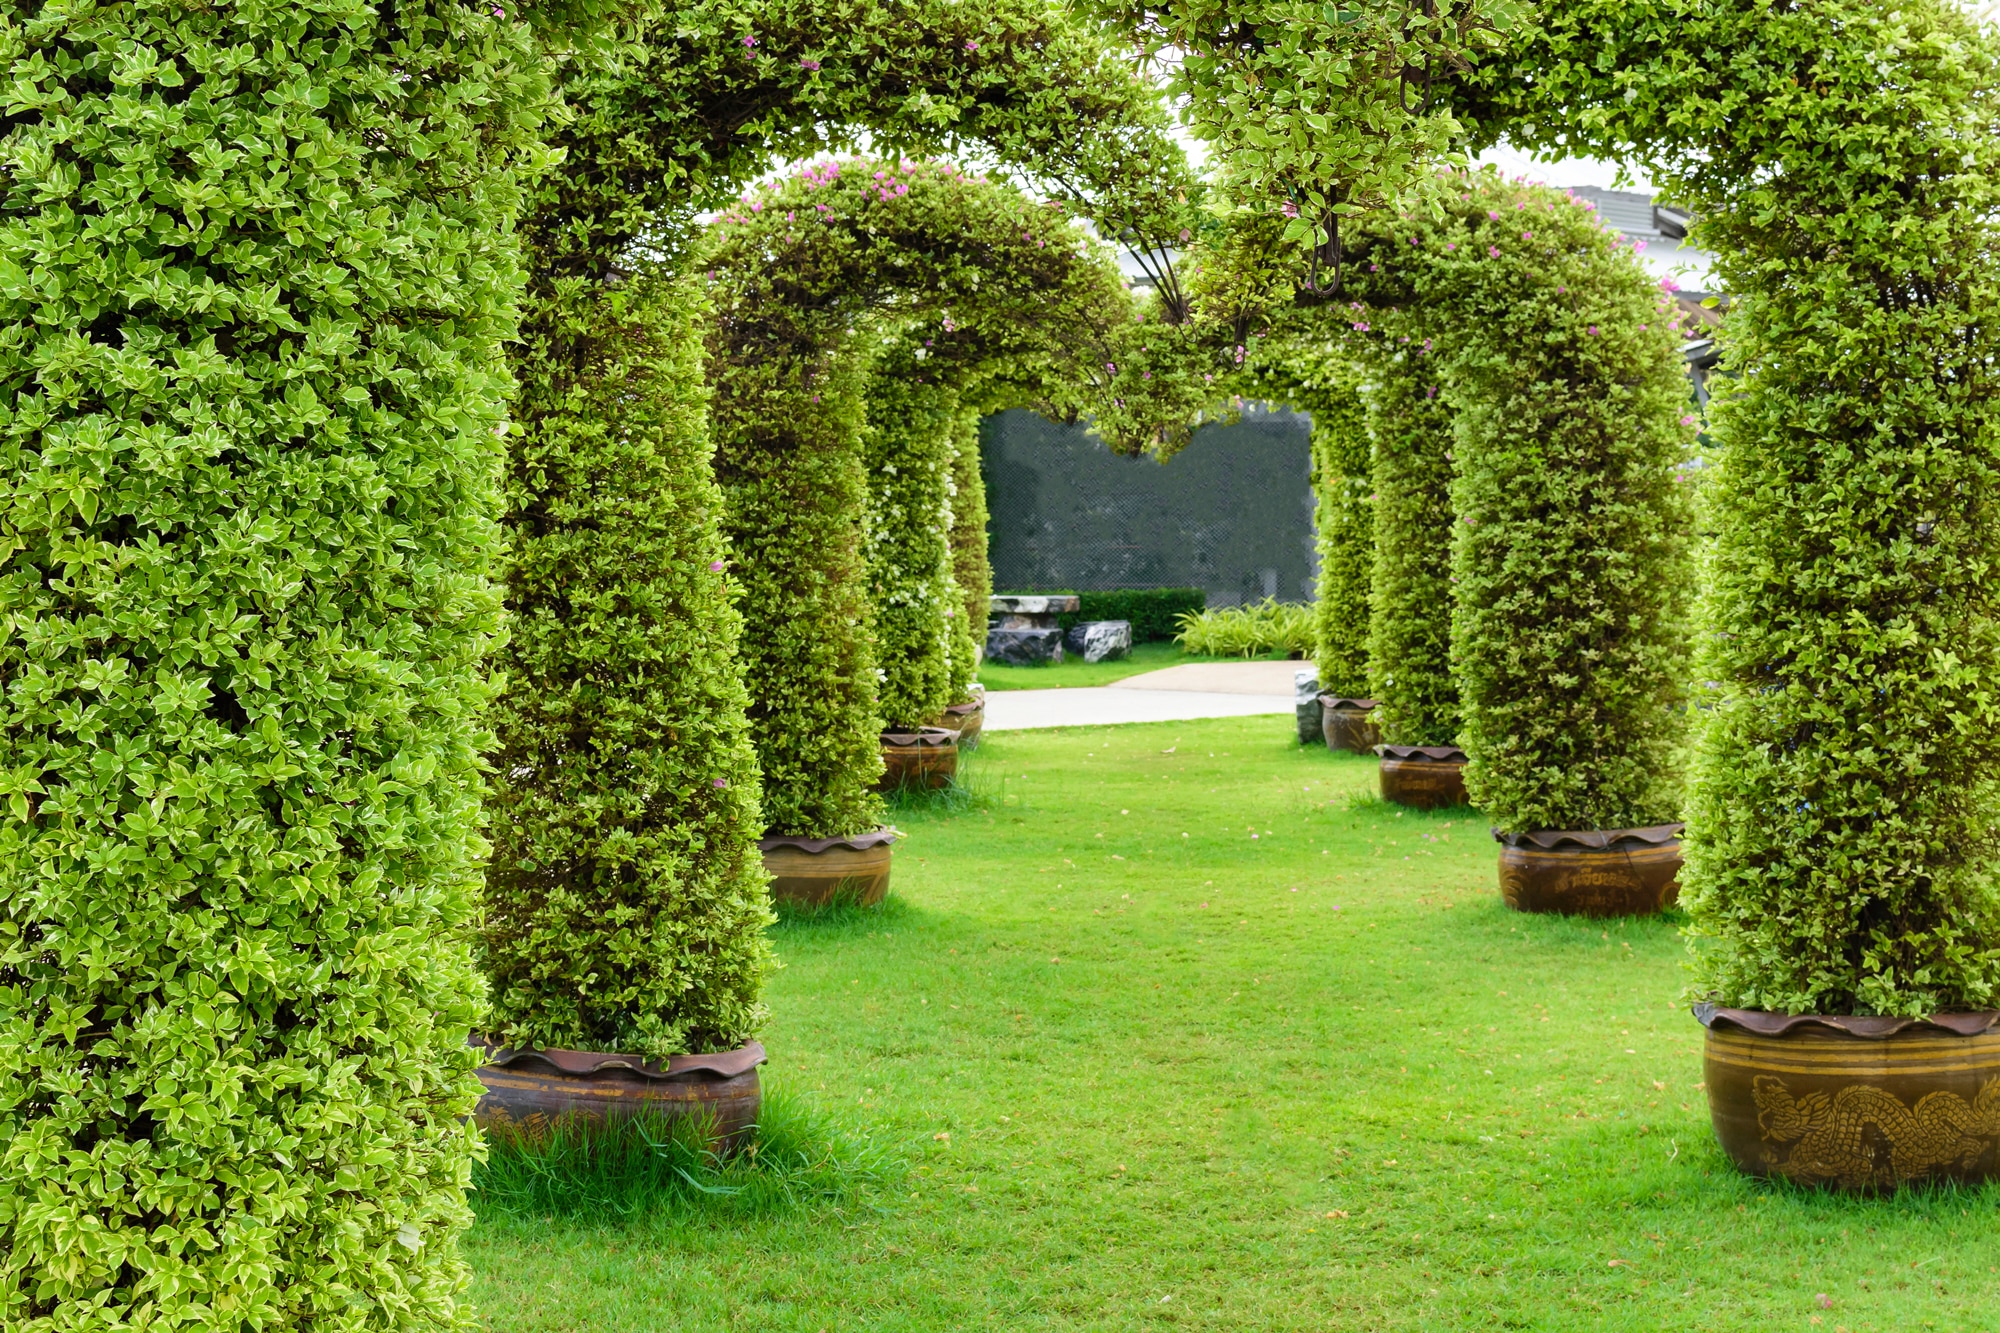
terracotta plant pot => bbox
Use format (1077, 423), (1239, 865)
(938, 696), (984, 749)
(879, 726), (958, 791)
(759, 828), (896, 907)
(1696, 1006), (2000, 1190)
(1318, 695), (1381, 754)
(1496, 823), (1683, 916)
(1376, 744), (1469, 809)
(473, 1039), (766, 1151)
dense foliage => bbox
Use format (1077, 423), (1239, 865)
(1453, 1), (2000, 1013)
(943, 410), (989, 705)
(1360, 355), (1460, 746)
(706, 160), (1133, 837)
(481, 275), (771, 1060)
(0, 0), (564, 1325)
(1343, 177), (1695, 831)
(865, 353), (962, 730)
(1240, 342), (1371, 694)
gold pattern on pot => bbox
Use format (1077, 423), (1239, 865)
(1751, 1075), (2000, 1187)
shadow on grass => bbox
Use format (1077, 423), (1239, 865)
(472, 1087), (898, 1227)
(771, 890), (921, 934)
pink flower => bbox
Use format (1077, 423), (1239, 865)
(800, 57), (821, 70)
(1488, 210), (1501, 221)
(1445, 242), (1456, 251)
(742, 34), (756, 47)
(710, 560), (725, 571)
(713, 778), (728, 788)
(1281, 201), (1299, 218)
(1521, 230), (1532, 240)
(1487, 246), (1501, 258)
(1680, 414), (1697, 427)
(1587, 325), (1599, 335)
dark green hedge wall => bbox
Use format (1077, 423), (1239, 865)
(0, 0), (559, 1322)
(1051, 588), (1207, 642)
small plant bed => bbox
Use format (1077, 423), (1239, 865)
(978, 640), (1290, 692)
(466, 717), (1999, 1330)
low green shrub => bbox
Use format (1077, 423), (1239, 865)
(1051, 588), (1207, 641)
(1174, 599), (1316, 658)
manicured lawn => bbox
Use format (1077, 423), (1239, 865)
(465, 717), (2000, 1331)
(978, 640), (1298, 691)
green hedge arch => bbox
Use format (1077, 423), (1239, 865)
(1343, 175), (1696, 831)
(0, 1), (569, 1323)
(482, 0), (1191, 1059)
(706, 160), (1134, 837)
(1452, 0), (2000, 1014)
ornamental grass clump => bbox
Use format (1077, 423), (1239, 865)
(1174, 599), (1315, 658)
(1456, 0), (2000, 1014)
(0, 1), (565, 1323)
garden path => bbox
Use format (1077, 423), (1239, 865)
(983, 659), (1301, 730)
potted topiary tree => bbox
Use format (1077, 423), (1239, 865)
(479, 0), (1192, 1130)
(1452, 0), (2000, 1186)
(706, 159), (1155, 906)
(941, 408), (991, 745)
(1339, 175), (1696, 914)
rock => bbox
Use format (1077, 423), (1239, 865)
(985, 627), (1064, 666)
(988, 594), (1080, 631)
(1295, 669), (1322, 745)
(1064, 620), (1131, 664)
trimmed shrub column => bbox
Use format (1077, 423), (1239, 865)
(1303, 368), (1373, 698)
(944, 409), (991, 706)
(0, 3), (553, 1322)
(481, 275), (771, 1059)
(1365, 356), (1460, 746)
(865, 359), (962, 731)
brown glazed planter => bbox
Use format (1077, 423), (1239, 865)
(1318, 696), (1381, 754)
(1697, 1006), (2000, 1190)
(473, 1039), (766, 1151)
(1495, 823), (1683, 917)
(1376, 744), (1469, 809)
(938, 696), (984, 749)
(759, 828), (896, 907)
(878, 726), (958, 791)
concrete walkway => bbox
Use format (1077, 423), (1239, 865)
(983, 659), (1308, 731)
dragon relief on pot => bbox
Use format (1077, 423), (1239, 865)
(1752, 1075), (2000, 1188)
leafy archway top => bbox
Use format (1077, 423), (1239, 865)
(704, 156), (1140, 425)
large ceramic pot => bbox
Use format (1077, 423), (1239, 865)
(1376, 744), (1468, 809)
(1495, 823), (1683, 917)
(474, 1039), (766, 1151)
(759, 828), (896, 907)
(1696, 1006), (2000, 1190)
(938, 696), (984, 749)
(879, 726), (958, 791)
(1319, 696), (1381, 754)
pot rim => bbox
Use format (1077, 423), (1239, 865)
(1493, 823), (1684, 850)
(882, 727), (958, 747)
(758, 825), (899, 854)
(944, 697), (985, 715)
(1316, 695), (1380, 711)
(1375, 744), (1467, 762)
(1693, 1004), (2000, 1039)
(472, 1037), (767, 1082)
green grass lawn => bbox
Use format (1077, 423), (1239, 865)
(465, 716), (2000, 1331)
(978, 640), (1300, 691)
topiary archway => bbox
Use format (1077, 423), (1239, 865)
(705, 159), (1136, 839)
